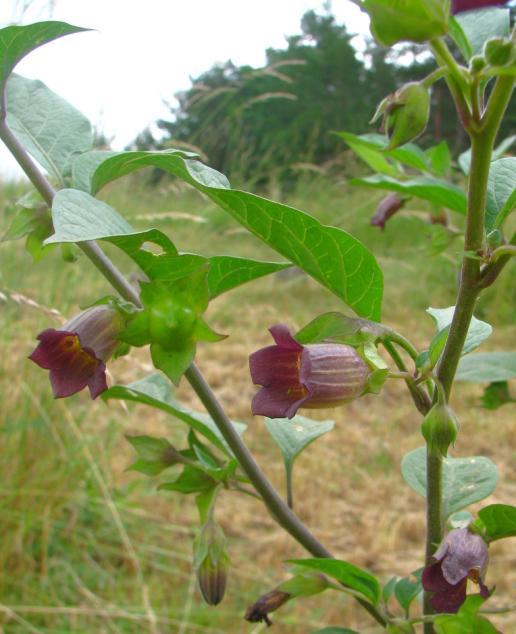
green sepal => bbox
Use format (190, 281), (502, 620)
(193, 318), (227, 343)
(119, 309), (150, 347)
(151, 340), (197, 386)
(126, 434), (181, 477)
(277, 572), (328, 598)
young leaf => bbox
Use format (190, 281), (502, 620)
(265, 416), (334, 505)
(394, 576), (422, 613)
(103, 374), (246, 456)
(206, 256), (291, 298)
(401, 447), (498, 518)
(475, 503), (516, 542)
(426, 141), (451, 177)
(126, 435), (180, 476)
(6, 75), (93, 183)
(0, 21), (88, 93)
(455, 7), (510, 57)
(426, 306), (492, 356)
(90, 151), (384, 320)
(158, 464), (216, 494)
(455, 351), (516, 382)
(486, 157), (516, 230)
(480, 381), (515, 409)
(46, 188), (133, 243)
(351, 175), (467, 214)
(288, 558), (381, 605)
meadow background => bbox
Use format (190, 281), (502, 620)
(0, 168), (514, 633)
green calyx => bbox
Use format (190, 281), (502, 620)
(484, 37), (514, 68)
(384, 82), (431, 150)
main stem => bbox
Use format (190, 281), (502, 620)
(0, 116), (387, 627)
(422, 61), (514, 634)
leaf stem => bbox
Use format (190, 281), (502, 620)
(0, 117), (387, 628)
(382, 340), (431, 415)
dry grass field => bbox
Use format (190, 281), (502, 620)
(0, 174), (514, 633)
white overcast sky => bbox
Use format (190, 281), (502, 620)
(0, 0), (370, 178)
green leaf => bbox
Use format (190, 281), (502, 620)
(394, 576), (421, 612)
(6, 74), (93, 182)
(448, 16), (473, 62)
(0, 21), (88, 93)
(158, 464), (216, 494)
(456, 352), (516, 382)
(1, 205), (50, 241)
(352, 175), (467, 214)
(151, 340), (197, 386)
(426, 141), (451, 177)
(455, 7), (510, 58)
(383, 576), (399, 602)
(476, 503), (516, 542)
(90, 151), (384, 320)
(486, 157), (516, 230)
(288, 558), (381, 605)
(265, 416), (334, 489)
(46, 188), (134, 244)
(336, 131), (399, 176)
(125, 434), (180, 476)
(401, 447), (498, 518)
(426, 306), (492, 356)
(295, 312), (387, 346)
(206, 256), (291, 298)
(481, 381), (515, 409)
(103, 374), (246, 456)
(71, 150), (119, 192)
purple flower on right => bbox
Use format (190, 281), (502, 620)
(452, 0), (508, 14)
(422, 528), (490, 613)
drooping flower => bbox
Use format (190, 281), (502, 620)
(29, 304), (125, 399)
(451, 0), (508, 13)
(249, 324), (371, 419)
(371, 194), (406, 230)
(422, 528), (490, 613)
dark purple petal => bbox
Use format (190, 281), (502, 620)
(452, 0), (508, 13)
(423, 562), (467, 614)
(87, 361), (108, 399)
(249, 345), (302, 387)
(268, 324), (303, 350)
(251, 385), (310, 419)
(29, 329), (79, 370)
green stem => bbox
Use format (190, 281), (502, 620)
(382, 340), (431, 415)
(0, 117), (387, 628)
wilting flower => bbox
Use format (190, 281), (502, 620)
(245, 589), (291, 626)
(371, 194), (406, 230)
(422, 528), (490, 613)
(452, 0), (508, 13)
(249, 324), (371, 419)
(29, 304), (125, 399)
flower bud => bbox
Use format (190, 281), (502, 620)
(421, 401), (459, 457)
(371, 194), (406, 230)
(484, 37), (514, 67)
(385, 82), (430, 150)
(249, 324), (372, 419)
(29, 304), (125, 399)
(193, 521), (229, 606)
(469, 55), (487, 74)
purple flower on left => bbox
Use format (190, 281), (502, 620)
(29, 305), (125, 399)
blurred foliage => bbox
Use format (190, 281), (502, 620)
(134, 9), (514, 185)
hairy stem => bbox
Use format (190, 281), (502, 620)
(0, 118), (387, 628)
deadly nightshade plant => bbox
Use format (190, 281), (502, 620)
(0, 1), (515, 633)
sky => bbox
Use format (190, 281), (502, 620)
(0, 0), (370, 178)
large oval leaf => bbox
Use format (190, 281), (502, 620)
(90, 151), (384, 320)
(401, 447), (498, 519)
